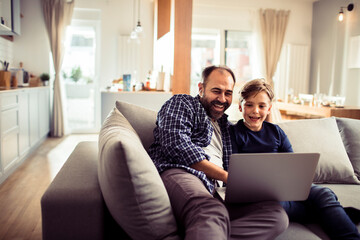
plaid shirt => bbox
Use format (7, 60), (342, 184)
(148, 94), (232, 193)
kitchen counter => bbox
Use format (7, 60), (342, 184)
(277, 101), (360, 120)
(101, 90), (173, 123)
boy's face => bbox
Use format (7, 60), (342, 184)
(240, 91), (272, 132)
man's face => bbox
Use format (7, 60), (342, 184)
(198, 69), (234, 121)
(240, 91), (272, 132)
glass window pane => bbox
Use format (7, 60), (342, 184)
(225, 30), (253, 84)
(62, 25), (97, 132)
(190, 32), (220, 96)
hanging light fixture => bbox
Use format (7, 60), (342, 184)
(338, 3), (354, 22)
(135, 0), (143, 33)
(130, 0), (138, 39)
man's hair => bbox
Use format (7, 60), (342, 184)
(240, 78), (274, 103)
(201, 65), (236, 86)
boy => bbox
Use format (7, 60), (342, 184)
(230, 78), (360, 239)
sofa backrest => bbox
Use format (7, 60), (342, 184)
(278, 117), (360, 184)
(115, 101), (158, 151)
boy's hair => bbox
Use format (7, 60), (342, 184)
(202, 65), (236, 87)
(239, 78), (274, 103)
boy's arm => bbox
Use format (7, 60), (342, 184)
(278, 127), (294, 152)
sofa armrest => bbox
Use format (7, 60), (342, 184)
(41, 141), (106, 240)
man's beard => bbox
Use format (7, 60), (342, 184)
(200, 97), (229, 121)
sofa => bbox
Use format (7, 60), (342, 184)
(41, 100), (360, 240)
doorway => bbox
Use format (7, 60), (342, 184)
(62, 17), (101, 133)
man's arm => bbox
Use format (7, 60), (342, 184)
(154, 96), (209, 167)
(191, 160), (228, 183)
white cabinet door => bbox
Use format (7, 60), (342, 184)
(29, 90), (39, 147)
(1, 107), (19, 171)
(38, 88), (50, 138)
(18, 91), (29, 156)
(1, 128), (18, 171)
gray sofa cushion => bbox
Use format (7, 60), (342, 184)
(115, 101), (157, 152)
(98, 106), (179, 240)
(336, 117), (360, 180)
(275, 222), (323, 240)
(278, 117), (360, 184)
(319, 184), (360, 209)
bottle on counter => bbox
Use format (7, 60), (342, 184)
(145, 70), (151, 90)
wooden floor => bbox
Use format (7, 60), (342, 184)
(0, 134), (98, 240)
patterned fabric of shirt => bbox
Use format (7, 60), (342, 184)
(148, 94), (232, 193)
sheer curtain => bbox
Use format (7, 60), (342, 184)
(259, 9), (290, 88)
(41, 0), (75, 137)
(259, 9), (290, 123)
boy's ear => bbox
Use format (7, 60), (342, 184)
(239, 104), (243, 112)
(267, 104), (273, 115)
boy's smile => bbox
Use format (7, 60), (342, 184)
(240, 91), (272, 132)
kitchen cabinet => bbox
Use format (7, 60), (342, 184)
(0, 0), (21, 35)
(29, 90), (40, 146)
(0, 92), (19, 172)
(0, 87), (50, 185)
(18, 90), (29, 156)
(38, 88), (50, 138)
(0, 0), (12, 32)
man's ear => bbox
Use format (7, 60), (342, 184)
(198, 82), (204, 97)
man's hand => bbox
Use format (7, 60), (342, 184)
(191, 160), (228, 183)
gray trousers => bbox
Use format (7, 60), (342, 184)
(161, 168), (289, 240)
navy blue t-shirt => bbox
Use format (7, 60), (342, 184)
(230, 119), (293, 154)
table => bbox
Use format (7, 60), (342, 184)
(276, 102), (360, 120)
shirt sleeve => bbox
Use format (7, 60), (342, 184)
(229, 124), (240, 154)
(155, 96), (208, 167)
(278, 127), (293, 152)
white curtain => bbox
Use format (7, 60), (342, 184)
(259, 9), (290, 88)
(41, 0), (74, 137)
(259, 9), (290, 123)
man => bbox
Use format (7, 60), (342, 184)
(149, 66), (288, 240)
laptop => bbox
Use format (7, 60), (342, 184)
(216, 152), (320, 203)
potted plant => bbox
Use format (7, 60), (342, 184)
(70, 66), (82, 83)
(40, 73), (50, 86)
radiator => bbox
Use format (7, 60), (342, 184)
(117, 35), (140, 79)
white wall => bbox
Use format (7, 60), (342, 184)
(12, 0), (154, 89)
(193, 0), (313, 45)
(310, 0), (360, 106)
(11, 0), (314, 97)
(13, 0), (50, 75)
(192, 0), (314, 100)
(74, 0), (154, 88)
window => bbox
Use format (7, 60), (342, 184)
(190, 31), (220, 96)
(225, 30), (253, 85)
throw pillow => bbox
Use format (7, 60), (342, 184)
(98, 107), (180, 240)
(336, 117), (360, 180)
(278, 117), (360, 184)
(115, 101), (157, 152)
